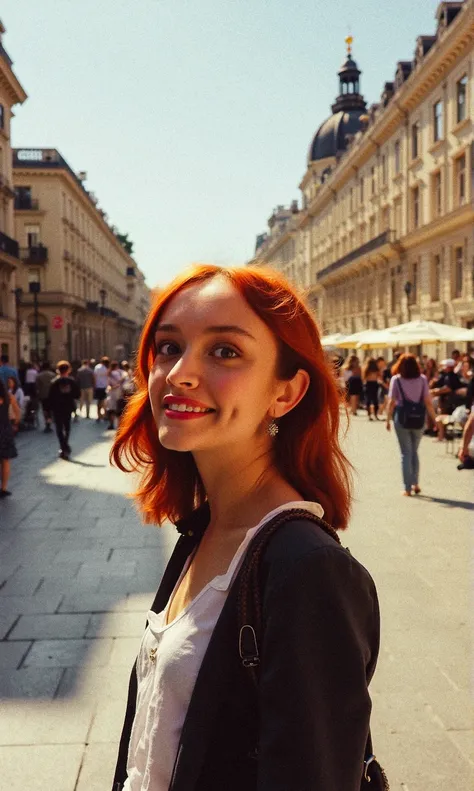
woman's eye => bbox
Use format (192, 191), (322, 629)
(156, 341), (180, 356)
(212, 345), (239, 359)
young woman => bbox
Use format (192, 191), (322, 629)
(110, 265), (381, 791)
(362, 358), (380, 421)
(7, 375), (26, 421)
(0, 379), (21, 497)
(342, 354), (363, 416)
(386, 353), (437, 496)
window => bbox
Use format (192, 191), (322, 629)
(394, 199), (402, 237)
(456, 75), (467, 123)
(432, 171), (442, 217)
(453, 246), (463, 298)
(411, 122), (419, 159)
(381, 154), (387, 185)
(382, 206), (390, 231)
(431, 254), (441, 301)
(390, 269), (397, 314)
(412, 186), (420, 229)
(0, 104), (4, 130)
(433, 100), (443, 141)
(371, 166), (376, 195)
(378, 271), (386, 308)
(454, 153), (466, 206)
(409, 261), (418, 304)
(394, 140), (401, 173)
(360, 177), (364, 203)
(369, 215), (376, 239)
(25, 224), (40, 247)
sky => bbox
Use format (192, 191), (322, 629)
(3, 0), (440, 288)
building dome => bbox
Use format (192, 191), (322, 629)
(308, 110), (366, 162)
(308, 39), (367, 164)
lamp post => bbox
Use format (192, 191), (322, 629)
(29, 281), (41, 362)
(99, 288), (107, 353)
(404, 281), (412, 323)
(13, 287), (23, 366)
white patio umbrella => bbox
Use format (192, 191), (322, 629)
(379, 320), (474, 345)
(334, 329), (394, 349)
(320, 332), (348, 348)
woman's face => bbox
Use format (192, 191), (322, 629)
(149, 277), (294, 455)
(7, 377), (15, 391)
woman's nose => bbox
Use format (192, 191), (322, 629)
(165, 355), (199, 389)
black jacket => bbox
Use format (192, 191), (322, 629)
(112, 506), (380, 791)
(48, 375), (80, 414)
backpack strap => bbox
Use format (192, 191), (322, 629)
(237, 507), (388, 789)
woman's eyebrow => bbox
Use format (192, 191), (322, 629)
(154, 323), (256, 341)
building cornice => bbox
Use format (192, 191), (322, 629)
(0, 60), (27, 105)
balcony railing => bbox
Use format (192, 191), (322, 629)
(0, 230), (19, 259)
(14, 198), (40, 211)
(20, 245), (48, 264)
(317, 230), (396, 281)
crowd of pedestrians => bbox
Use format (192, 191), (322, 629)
(336, 348), (474, 494)
(0, 353), (135, 494)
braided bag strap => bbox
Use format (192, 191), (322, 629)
(237, 508), (341, 684)
(236, 507), (390, 791)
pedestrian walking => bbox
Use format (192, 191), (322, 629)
(36, 361), (55, 432)
(343, 354), (363, 415)
(105, 360), (124, 429)
(110, 264), (385, 791)
(362, 358), (380, 421)
(76, 359), (95, 418)
(386, 353), (437, 496)
(94, 356), (110, 421)
(48, 361), (80, 460)
(0, 378), (20, 497)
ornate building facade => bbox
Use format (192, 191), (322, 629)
(13, 148), (149, 364)
(250, 0), (474, 341)
(0, 22), (27, 363)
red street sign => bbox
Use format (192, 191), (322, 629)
(52, 316), (64, 330)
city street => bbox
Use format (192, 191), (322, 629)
(0, 413), (473, 790)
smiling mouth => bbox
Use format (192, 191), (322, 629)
(164, 403), (214, 414)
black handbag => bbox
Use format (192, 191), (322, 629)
(237, 507), (389, 790)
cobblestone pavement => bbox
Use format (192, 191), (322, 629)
(0, 410), (473, 790)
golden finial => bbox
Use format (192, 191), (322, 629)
(345, 34), (353, 55)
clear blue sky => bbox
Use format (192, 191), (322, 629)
(3, 0), (439, 287)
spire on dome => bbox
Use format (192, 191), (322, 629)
(345, 34), (353, 55)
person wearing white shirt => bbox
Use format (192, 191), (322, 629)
(94, 356), (110, 421)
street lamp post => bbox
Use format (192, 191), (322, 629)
(13, 287), (23, 366)
(404, 281), (412, 323)
(29, 281), (41, 362)
(99, 288), (107, 353)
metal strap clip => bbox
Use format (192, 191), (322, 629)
(239, 624), (260, 668)
(363, 754), (376, 782)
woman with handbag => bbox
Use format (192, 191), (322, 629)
(386, 353), (437, 496)
(110, 264), (387, 791)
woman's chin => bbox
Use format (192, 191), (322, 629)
(158, 427), (198, 452)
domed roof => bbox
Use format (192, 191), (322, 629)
(308, 109), (366, 163)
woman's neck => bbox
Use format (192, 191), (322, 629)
(194, 446), (303, 534)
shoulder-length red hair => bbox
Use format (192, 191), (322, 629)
(111, 264), (352, 530)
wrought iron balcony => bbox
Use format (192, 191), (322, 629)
(317, 230), (397, 281)
(20, 245), (48, 264)
(0, 230), (19, 259)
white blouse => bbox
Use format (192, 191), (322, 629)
(123, 500), (324, 791)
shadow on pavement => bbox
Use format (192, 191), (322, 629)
(416, 494), (474, 510)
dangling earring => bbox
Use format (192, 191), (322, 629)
(267, 419), (279, 437)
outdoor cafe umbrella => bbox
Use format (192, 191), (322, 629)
(335, 321), (474, 350)
(320, 332), (348, 348)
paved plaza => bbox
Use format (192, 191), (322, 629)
(0, 412), (473, 790)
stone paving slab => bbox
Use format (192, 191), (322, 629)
(0, 744), (84, 791)
(0, 413), (472, 790)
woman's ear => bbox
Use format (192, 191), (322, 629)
(273, 369), (310, 418)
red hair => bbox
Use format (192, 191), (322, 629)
(111, 265), (352, 530)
